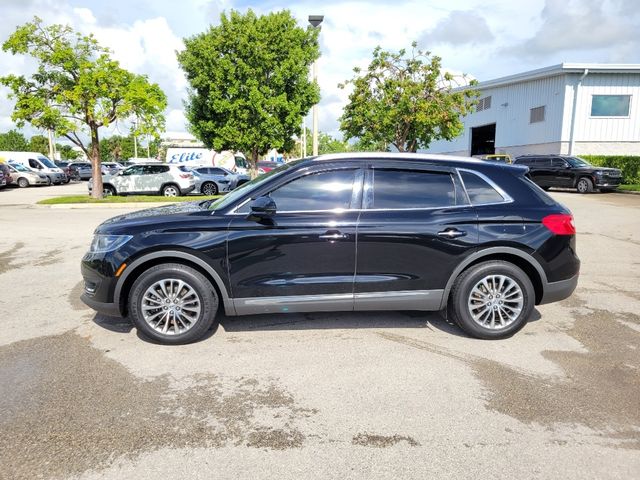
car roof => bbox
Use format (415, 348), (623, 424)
(297, 152), (525, 172)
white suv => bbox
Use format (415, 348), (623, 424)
(89, 164), (195, 197)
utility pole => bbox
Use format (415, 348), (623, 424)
(308, 15), (324, 156)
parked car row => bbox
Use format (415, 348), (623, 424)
(87, 163), (251, 197)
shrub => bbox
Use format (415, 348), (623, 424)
(581, 155), (640, 184)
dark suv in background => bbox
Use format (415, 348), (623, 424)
(81, 153), (580, 344)
(514, 154), (622, 193)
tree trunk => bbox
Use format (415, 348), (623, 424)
(90, 125), (103, 199)
(250, 148), (259, 179)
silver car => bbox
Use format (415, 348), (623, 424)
(190, 168), (232, 195)
(191, 166), (249, 192)
(7, 163), (49, 187)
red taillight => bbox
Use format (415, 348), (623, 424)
(542, 214), (576, 235)
(179, 173), (192, 179)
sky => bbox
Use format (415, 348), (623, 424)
(1, 0), (639, 142)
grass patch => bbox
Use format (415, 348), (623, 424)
(38, 194), (221, 205)
(619, 184), (640, 192)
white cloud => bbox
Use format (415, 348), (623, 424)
(1, 0), (638, 145)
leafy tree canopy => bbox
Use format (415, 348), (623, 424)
(339, 43), (478, 152)
(0, 130), (29, 151)
(1, 17), (167, 197)
(178, 9), (320, 172)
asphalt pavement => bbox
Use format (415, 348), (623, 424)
(0, 184), (639, 480)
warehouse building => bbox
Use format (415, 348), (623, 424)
(425, 63), (640, 157)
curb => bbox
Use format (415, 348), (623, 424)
(37, 202), (170, 209)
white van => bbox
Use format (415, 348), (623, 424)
(165, 148), (249, 175)
(0, 151), (66, 184)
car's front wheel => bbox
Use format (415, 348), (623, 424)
(17, 177), (29, 188)
(448, 260), (535, 339)
(201, 181), (218, 196)
(576, 177), (593, 194)
(128, 263), (219, 344)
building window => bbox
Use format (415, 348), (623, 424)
(591, 95), (631, 117)
(476, 96), (492, 112)
(530, 105), (546, 123)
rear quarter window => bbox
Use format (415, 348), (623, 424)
(459, 171), (505, 204)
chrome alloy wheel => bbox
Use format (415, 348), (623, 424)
(163, 186), (179, 197)
(467, 274), (524, 330)
(141, 279), (202, 335)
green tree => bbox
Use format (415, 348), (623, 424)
(28, 134), (49, 155)
(1, 17), (167, 198)
(339, 43), (478, 152)
(100, 135), (135, 162)
(56, 143), (80, 160)
(0, 129), (29, 151)
(178, 9), (320, 175)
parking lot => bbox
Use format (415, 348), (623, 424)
(0, 185), (639, 479)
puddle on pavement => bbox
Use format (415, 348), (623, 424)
(0, 332), (316, 479)
(378, 307), (640, 449)
(352, 433), (420, 448)
(33, 248), (64, 267)
(0, 242), (25, 274)
(68, 281), (91, 311)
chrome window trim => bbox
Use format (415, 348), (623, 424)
(457, 168), (514, 206)
(225, 204), (475, 216)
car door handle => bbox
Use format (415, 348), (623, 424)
(319, 231), (349, 241)
(437, 228), (467, 238)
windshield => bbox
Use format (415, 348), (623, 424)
(567, 157), (592, 168)
(208, 161), (299, 211)
(38, 156), (57, 168)
(11, 163), (29, 172)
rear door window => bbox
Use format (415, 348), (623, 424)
(370, 169), (457, 209)
(459, 171), (506, 205)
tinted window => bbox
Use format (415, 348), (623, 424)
(460, 171), (505, 204)
(371, 169), (456, 209)
(591, 95), (631, 117)
(211, 168), (226, 175)
(551, 158), (567, 168)
(269, 169), (356, 212)
(122, 165), (144, 175)
(28, 159), (40, 169)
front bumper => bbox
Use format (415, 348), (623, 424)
(540, 274), (579, 305)
(80, 260), (122, 317)
(595, 178), (622, 188)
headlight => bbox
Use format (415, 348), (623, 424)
(594, 170), (603, 175)
(89, 234), (133, 253)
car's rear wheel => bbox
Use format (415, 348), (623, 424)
(448, 260), (535, 339)
(162, 184), (180, 197)
(129, 263), (219, 344)
(17, 177), (29, 188)
(103, 185), (116, 196)
(201, 181), (218, 196)
(576, 177), (593, 194)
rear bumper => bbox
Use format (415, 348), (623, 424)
(540, 274), (579, 305)
(181, 185), (195, 195)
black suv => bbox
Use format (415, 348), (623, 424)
(514, 155), (622, 193)
(81, 153), (580, 344)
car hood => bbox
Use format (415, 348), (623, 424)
(95, 201), (219, 235)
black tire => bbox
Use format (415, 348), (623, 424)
(103, 185), (116, 196)
(162, 184), (181, 197)
(201, 181), (218, 196)
(17, 177), (29, 188)
(46, 176), (52, 186)
(128, 263), (219, 345)
(576, 177), (593, 194)
(541, 186), (551, 191)
(448, 260), (535, 339)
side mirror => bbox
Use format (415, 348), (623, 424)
(247, 196), (276, 221)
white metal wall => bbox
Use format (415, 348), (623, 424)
(426, 75), (567, 154)
(562, 73), (640, 142)
(426, 71), (640, 155)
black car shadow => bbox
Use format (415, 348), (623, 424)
(92, 308), (543, 343)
